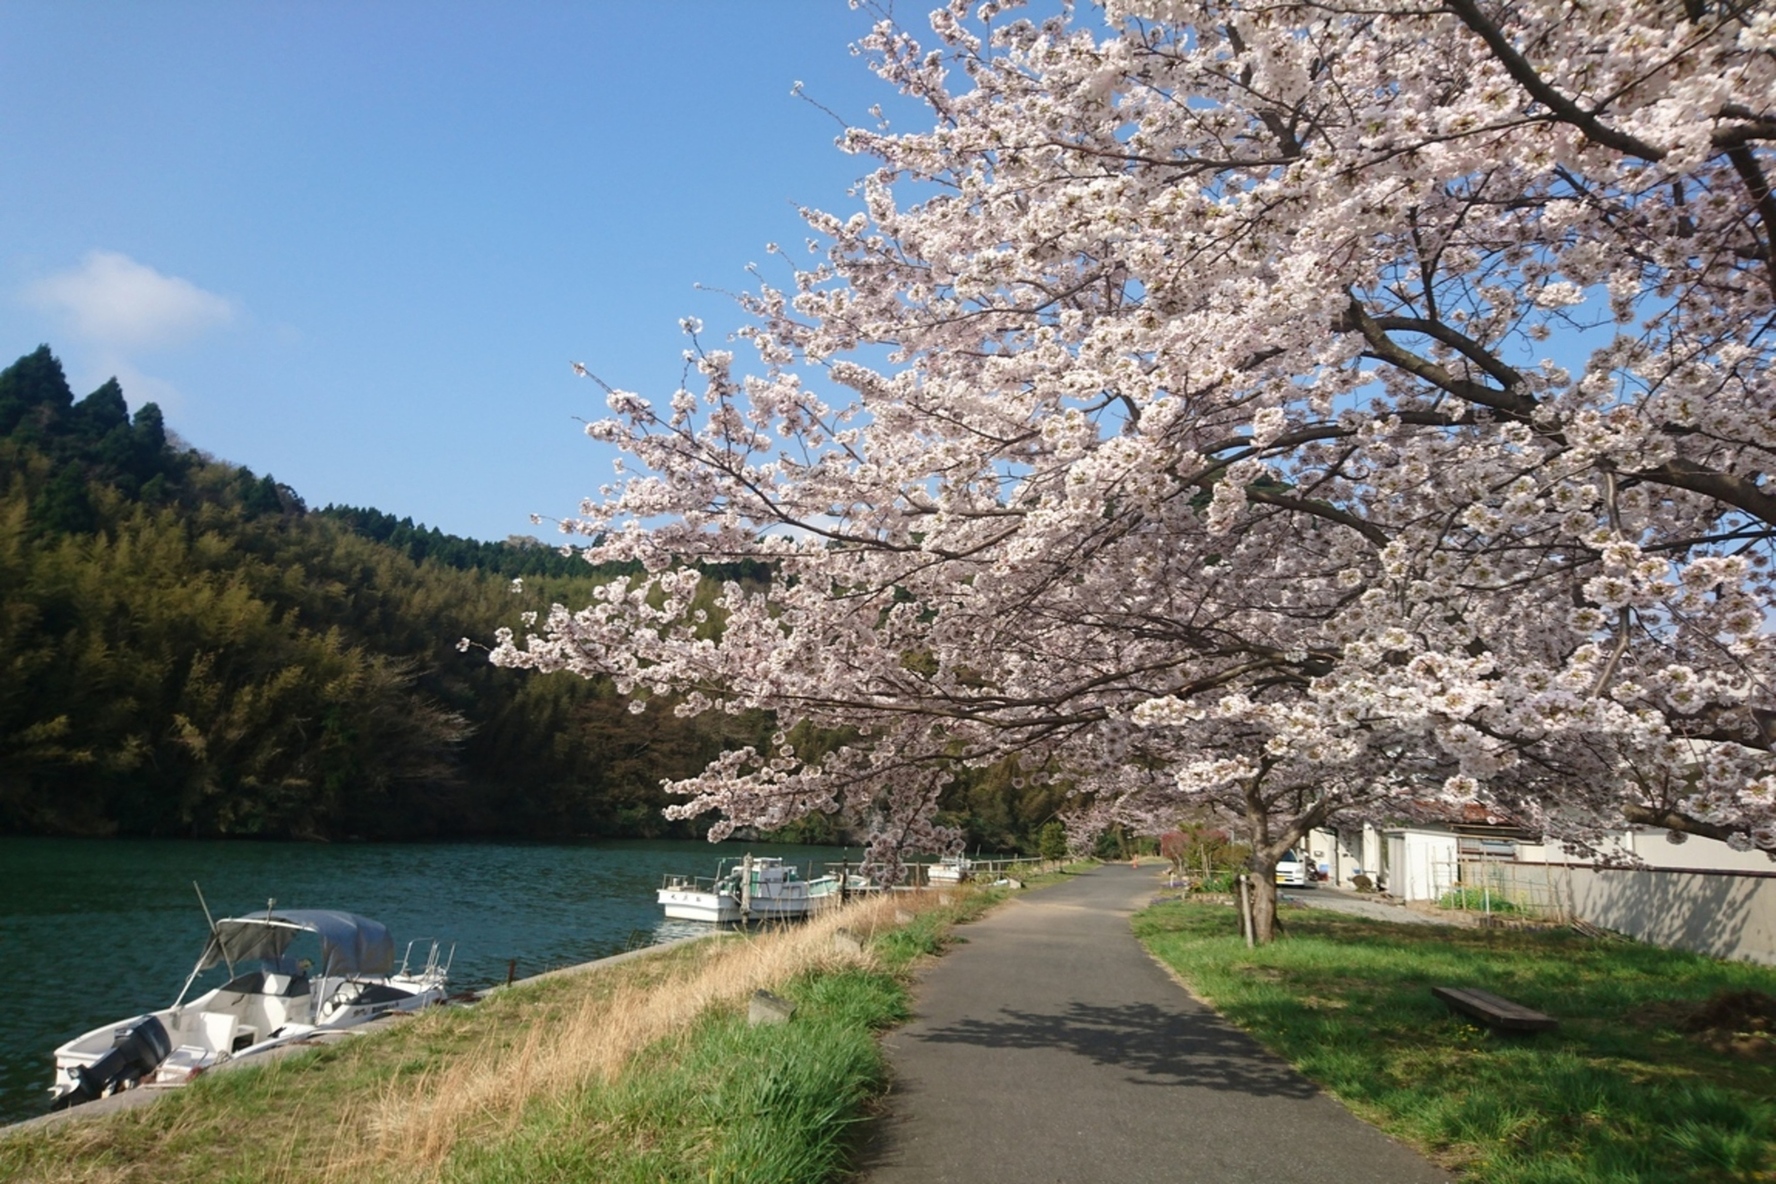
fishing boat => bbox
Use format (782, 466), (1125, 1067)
(657, 855), (851, 923)
(926, 855), (974, 884)
(49, 906), (450, 1110)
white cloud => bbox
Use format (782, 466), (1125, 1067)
(26, 250), (236, 350)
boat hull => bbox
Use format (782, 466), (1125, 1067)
(657, 888), (742, 923)
(657, 858), (842, 923)
(50, 970), (446, 1107)
(928, 859), (973, 883)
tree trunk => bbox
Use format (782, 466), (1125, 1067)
(1248, 851), (1280, 943)
(1243, 777), (1283, 944)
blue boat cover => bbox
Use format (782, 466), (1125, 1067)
(201, 909), (396, 977)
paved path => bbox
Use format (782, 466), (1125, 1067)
(862, 864), (1448, 1184)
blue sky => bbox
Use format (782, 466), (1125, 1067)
(0, 3), (914, 542)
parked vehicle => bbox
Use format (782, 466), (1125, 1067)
(1274, 850), (1314, 887)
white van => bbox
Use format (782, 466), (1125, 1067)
(1274, 850), (1313, 887)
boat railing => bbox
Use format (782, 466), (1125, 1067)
(659, 872), (729, 893)
(399, 938), (454, 980)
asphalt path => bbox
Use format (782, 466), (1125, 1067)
(861, 864), (1449, 1184)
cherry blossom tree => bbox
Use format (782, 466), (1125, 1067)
(495, 0), (1775, 937)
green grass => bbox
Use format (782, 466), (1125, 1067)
(425, 880), (1030, 1184)
(1436, 888), (1522, 913)
(436, 965), (909, 1184)
(1134, 900), (1776, 1183)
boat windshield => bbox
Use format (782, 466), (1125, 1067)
(215, 970), (312, 997)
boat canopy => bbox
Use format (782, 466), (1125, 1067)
(200, 910), (396, 977)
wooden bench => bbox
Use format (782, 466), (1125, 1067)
(1432, 986), (1559, 1033)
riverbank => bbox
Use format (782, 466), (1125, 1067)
(0, 873), (1061, 1183)
(1134, 897), (1776, 1182)
(0, 834), (861, 1123)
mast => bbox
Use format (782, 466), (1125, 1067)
(175, 882), (231, 1008)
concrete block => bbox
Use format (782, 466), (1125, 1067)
(832, 927), (864, 955)
(749, 989), (796, 1026)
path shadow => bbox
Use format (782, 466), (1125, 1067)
(913, 998), (1320, 1099)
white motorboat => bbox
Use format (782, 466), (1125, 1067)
(658, 856), (845, 923)
(49, 907), (450, 1110)
(927, 856), (974, 884)
(658, 871), (743, 923)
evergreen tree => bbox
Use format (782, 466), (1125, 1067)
(0, 345), (74, 438)
(239, 470), (283, 517)
(69, 378), (129, 442)
(29, 464), (96, 535)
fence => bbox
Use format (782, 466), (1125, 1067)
(1427, 857), (1776, 964)
(1427, 858), (1574, 924)
(903, 855), (1052, 886)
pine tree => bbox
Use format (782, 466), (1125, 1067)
(0, 345), (74, 438)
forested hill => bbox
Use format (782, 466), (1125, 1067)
(0, 345), (773, 841)
(316, 504), (601, 580)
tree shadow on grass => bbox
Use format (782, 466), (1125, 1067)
(913, 998), (1321, 1099)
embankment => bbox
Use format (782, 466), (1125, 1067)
(0, 882), (1018, 1183)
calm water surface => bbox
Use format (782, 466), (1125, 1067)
(0, 836), (852, 1125)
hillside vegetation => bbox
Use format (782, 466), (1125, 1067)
(0, 346), (1070, 850)
(0, 346), (771, 841)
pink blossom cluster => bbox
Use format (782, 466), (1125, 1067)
(494, 0), (1775, 876)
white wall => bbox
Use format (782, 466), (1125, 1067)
(1306, 827), (1363, 885)
(1385, 828), (1460, 901)
(1320, 821), (1776, 963)
(1517, 827), (1776, 874)
(1504, 860), (1776, 966)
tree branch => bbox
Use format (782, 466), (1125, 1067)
(1443, 0), (1667, 161)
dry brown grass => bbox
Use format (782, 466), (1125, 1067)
(324, 889), (945, 1180)
(0, 887), (961, 1184)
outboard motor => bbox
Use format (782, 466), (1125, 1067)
(50, 1015), (172, 1111)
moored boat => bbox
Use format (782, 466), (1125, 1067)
(49, 907), (449, 1110)
(657, 872), (744, 923)
(926, 855), (974, 883)
(657, 855), (853, 923)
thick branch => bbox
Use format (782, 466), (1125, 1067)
(1443, 0), (1667, 161)
(1247, 487), (1390, 546)
(1369, 314), (1526, 392)
(1342, 296), (1538, 418)
(1621, 804), (1739, 843)
(1635, 458), (1776, 528)
(1724, 143), (1776, 295)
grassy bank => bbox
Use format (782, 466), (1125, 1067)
(1134, 899), (1776, 1183)
(0, 870), (1069, 1183)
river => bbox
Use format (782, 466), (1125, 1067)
(0, 835), (855, 1126)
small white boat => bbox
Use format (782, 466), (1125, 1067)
(658, 872), (743, 923)
(927, 856), (974, 884)
(804, 870), (879, 911)
(49, 907), (449, 1110)
(658, 856), (847, 923)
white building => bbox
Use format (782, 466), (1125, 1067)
(1305, 818), (1776, 965)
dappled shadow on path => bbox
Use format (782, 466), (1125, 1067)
(913, 999), (1320, 1099)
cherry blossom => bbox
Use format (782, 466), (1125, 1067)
(494, 0), (1774, 934)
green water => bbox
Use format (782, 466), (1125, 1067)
(0, 835), (852, 1125)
